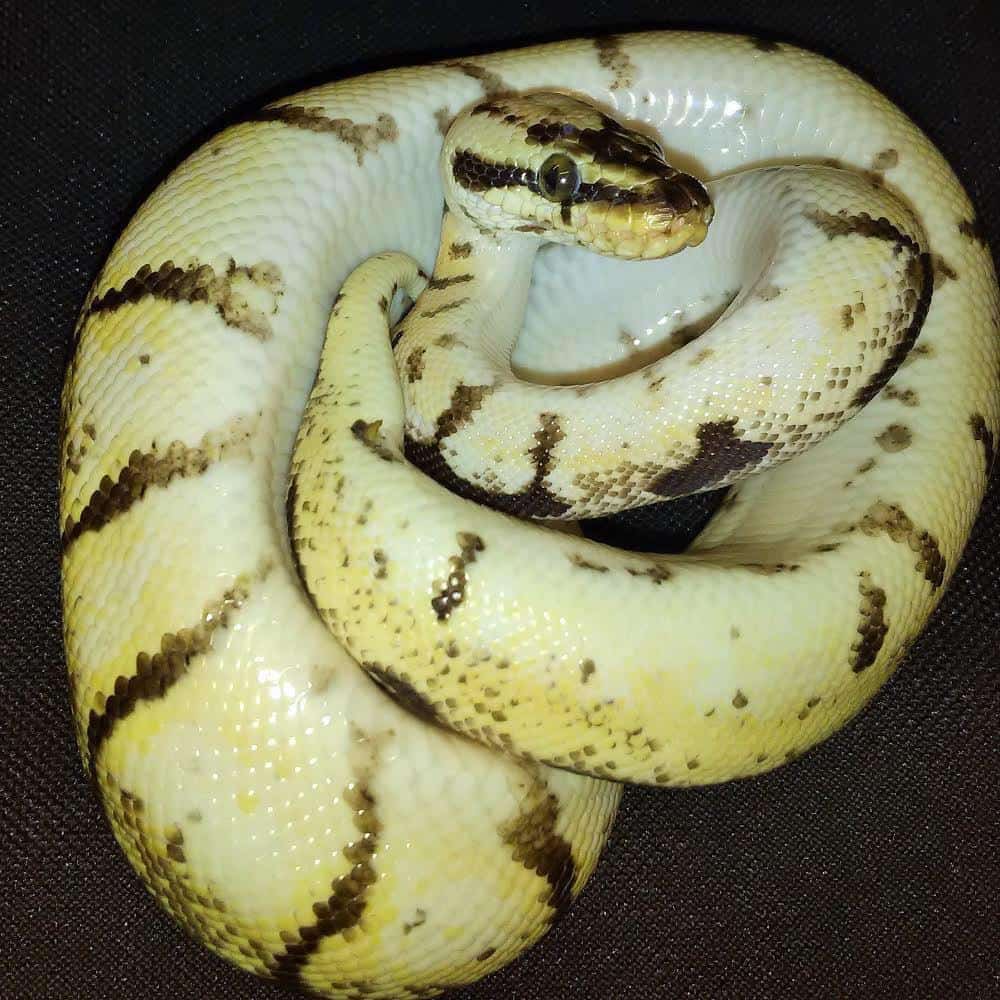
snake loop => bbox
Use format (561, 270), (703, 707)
(61, 31), (998, 999)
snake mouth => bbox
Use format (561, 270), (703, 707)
(602, 170), (713, 259)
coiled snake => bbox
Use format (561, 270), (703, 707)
(60, 31), (998, 999)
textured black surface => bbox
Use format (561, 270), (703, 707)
(3, 2), (999, 999)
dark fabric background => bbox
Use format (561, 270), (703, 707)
(3, 2), (998, 998)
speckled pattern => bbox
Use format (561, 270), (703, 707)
(4, 4), (998, 1000)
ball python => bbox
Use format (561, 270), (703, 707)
(60, 30), (998, 1000)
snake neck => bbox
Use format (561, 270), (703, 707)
(395, 210), (541, 369)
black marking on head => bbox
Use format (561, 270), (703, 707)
(749, 36), (782, 53)
(851, 572), (888, 673)
(580, 659), (596, 683)
(648, 418), (772, 498)
(248, 106), (398, 165)
(970, 413), (995, 473)
(431, 532), (485, 620)
(449, 149), (544, 202)
(455, 133), (706, 217)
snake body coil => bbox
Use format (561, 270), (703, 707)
(60, 32), (997, 999)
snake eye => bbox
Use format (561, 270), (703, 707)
(537, 153), (581, 202)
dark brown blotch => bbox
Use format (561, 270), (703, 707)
(350, 419), (396, 462)
(625, 563), (672, 585)
(875, 423), (912, 452)
(63, 424), (254, 552)
(420, 297), (470, 319)
(433, 384), (494, 441)
(445, 61), (511, 98)
(884, 386), (918, 407)
(448, 241), (473, 260)
(871, 148), (899, 171)
(364, 663), (444, 727)
(594, 35), (636, 90)
(427, 273), (474, 291)
(648, 418), (772, 498)
(404, 346), (426, 384)
(570, 554), (610, 573)
(858, 501), (946, 588)
(957, 217), (987, 247)
(406, 411), (571, 518)
(500, 773), (577, 923)
(87, 576), (255, 769)
(806, 208), (916, 250)
(970, 413), (995, 473)
(431, 532), (485, 621)
(271, 726), (382, 986)
(850, 572), (888, 673)
(249, 106), (397, 165)
(932, 253), (958, 285)
(89, 259), (283, 340)
(850, 252), (931, 409)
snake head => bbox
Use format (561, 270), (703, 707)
(443, 92), (712, 259)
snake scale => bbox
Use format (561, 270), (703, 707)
(60, 31), (997, 999)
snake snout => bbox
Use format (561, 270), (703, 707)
(633, 171), (713, 257)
